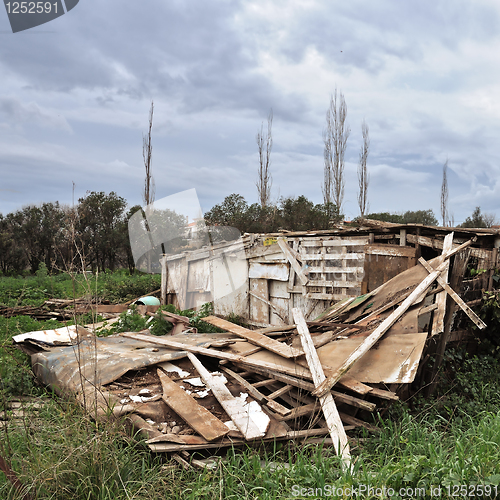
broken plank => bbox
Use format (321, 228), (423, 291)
(365, 386), (399, 401)
(187, 353), (268, 440)
(278, 402), (320, 421)
(277, 238), (309, 285)
(292, 308), (351, 466)
(201, 316), (303, 358)
(267, 384), (293, 400)
(220, 366), (291, 417)
(339, 412), (380, 433)
(418, 257), (487, 330)
(147, 434), (210, 445)
(311, 261), (448, 398)
(157, 369), (229, 442)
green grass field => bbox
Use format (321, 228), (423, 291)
(1, 272), (500, 499)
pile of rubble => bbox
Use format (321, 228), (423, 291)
(13, 234), (486, 467)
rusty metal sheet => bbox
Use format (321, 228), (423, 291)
(31, 335), (188, 394)
(249, 262), (289, 281)
(317, 333), (428, 384)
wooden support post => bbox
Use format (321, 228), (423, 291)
(160, 256), (167, 306)
(488, 247), (499, 291)
(431, 233), (454, 336)
(292, 308), (351, 468)
(400, 229), (406, 247)
(426, 248), (471, 397)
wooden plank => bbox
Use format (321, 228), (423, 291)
(187, 353), (267, 440)
(267, 384), (293, 400)
(406, 233), (490, 260)
(292, 308), (351, 466)
(311, 260), (448, 398)
(365, 244), (415, 258)
(157, 369), (229, 442)
(339, 412), (380, 433)
(418, 258), (486, 330)
(201, 316), (304, 359)
(366, 387), (399, 401)
(220, 366), (291, 416)
(277, 238), (309, 285)
(303, 254), (365, 261)
(431, 233), (454, 336)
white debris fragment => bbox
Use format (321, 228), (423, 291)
(183, 377), (205, 387)
(138, 388), (152, 395)
(146, 419), (155, 425)
(120, 398), (130, 404)
(244, 401), (270, 434)
(195, 390), (209, 398)
(158, 362), (190, 378)
(210, 372), (228, 384)
(129, 394), (156, 403)
(223, 421), (238, 431)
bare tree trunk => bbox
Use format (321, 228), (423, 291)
(256, 110), (273, 208)
(323, 89), (350, 216)
(143, 100), (155, 273)
(440, 159), (449, 227)
(357, 120), (369, 218)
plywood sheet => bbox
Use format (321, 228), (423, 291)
(249, 262), (289, 281)
(250, 278), (269, 324)
(316, 333), (428, 384)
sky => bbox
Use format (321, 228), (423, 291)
(1, 0), (500, 225)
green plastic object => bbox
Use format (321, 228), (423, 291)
(134, 296), (161, 306)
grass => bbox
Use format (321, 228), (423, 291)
(0, 267), (161, 307)
(1, 271), (500, 499)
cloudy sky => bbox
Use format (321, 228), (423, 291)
(1, 0), (499, 225)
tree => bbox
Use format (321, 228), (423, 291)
(204, 193), (249, 234)
(357, 120), (369, 218)
(143, 100), (155, 209)
(440, 159), (449, 227)
(8, 202), (65, 273)
(77, 191), (127, 272)
(364, 209), (438, 226)
(256, 110), (273, 208)
(143, 100), (156, 272)
(323, 89), (350, 214)
(461, 207), (498, 228)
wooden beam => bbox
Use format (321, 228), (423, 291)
(311, 260), (448, 398)
(277, 238), (309, 286)
(157, 369), (229, 442)
(292, 308), (351, 467)
(418, 257), (486, 330)
(220, 366), (291, 416)
(201, 316), (303, 358)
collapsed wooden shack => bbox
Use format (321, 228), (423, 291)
(12, 223), (499, 465)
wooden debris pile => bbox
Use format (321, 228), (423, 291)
(13, 234), (487, 468)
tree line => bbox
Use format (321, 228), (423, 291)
(0, 192), (141, 275)
(1, 188), (496, 276)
